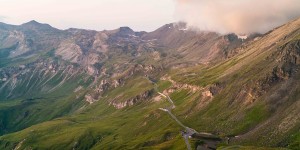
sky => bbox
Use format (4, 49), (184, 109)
(0, 0), (176, 32)
(0, 0), (299, 34)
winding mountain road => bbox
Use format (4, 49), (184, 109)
(145, 76), (224, 150)
(158, 92), (199, 150)
(145, 77), (197, 150)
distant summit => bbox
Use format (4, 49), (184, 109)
(23, 20), (40, 25)
(20, 20), (56, 31)
(115, 27), (135, 37)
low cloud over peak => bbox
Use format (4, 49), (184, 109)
(175, 0), (300, 34)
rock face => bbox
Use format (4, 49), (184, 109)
(56, 41), (83, 63)
(0, 59), (92, 100)
(160, 75), (202, 94)
(85, 94), (96, 104)
(110, 90), (153, 109)
(247, 40), (300, 99)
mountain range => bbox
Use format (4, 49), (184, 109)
(0, 18), (299, 150)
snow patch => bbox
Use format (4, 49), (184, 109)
(238, 34), (248, 40)
(129, 34), (138, 38)
(179, 28), (188, 31)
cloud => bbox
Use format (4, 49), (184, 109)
(174, 0), (300, 34)
(0, 16), (7, 21)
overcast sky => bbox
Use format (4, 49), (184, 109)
(0, 0), (176, 31)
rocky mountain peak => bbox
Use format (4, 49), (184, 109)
(25, 20), (40, 25)
(20, 20), (54, 31)
(115, 26), (136, 37)
(22, 20), (43, 26)
(119, 26), (134, 33)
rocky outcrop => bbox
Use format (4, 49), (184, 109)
(256, 40), (300, 96)
(55, 40), (83, 63)
(277, 40), (300, 66)
(110, 90), (153, 109)
(209, 83), (223, 96)
(85, 94), (96, 104)
(160, 76), (202, 93)
(202, 90), (213, 97)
